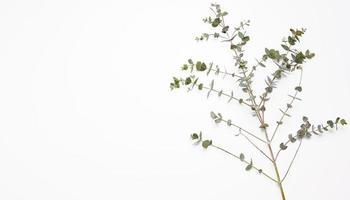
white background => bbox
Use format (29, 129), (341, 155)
(0, 0), (349, 199)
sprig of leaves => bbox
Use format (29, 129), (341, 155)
(190, 132), (274, 181)
(277, 117), (347, 154)
(171, 4), (347, 199)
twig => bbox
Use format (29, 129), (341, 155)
(281, 140), (303, 182)
(211, 144), (277, 183)
(199, 84), (252, 107)
(270, 68), (303, 141)
(220, 119), (267, 144)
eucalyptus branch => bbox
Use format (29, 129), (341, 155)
(170, 3), (347, 200)
(200, 83), (251, 107)
(170, 76), (252, 107)
(276, 117), (347, 161)
(270, 68), (304, 141)
(181, 59), (243, 79)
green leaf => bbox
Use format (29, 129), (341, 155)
(305, 50), (315, 59)
(188, 59), (193, 64)
(231, 44), (238, 49)
(191, 133), (199, 140)
(327, 120), (334, 128)
(280, 143), (288, 150)
(212, 18), (221, 27)
(185, 77), (192, 85)
(218, 90), (223, 97)
(238, 32), (244, 39)
(281, 44), (290, 51)
(245, 159), (253, 171)
(196, 61), (207, 71)
(323, 125), (328, 131)
(214, 118), (222, 123)
(221, 11), (228, 16)
(222, 26), (229, 33)
(242, 36), (250, 42)
(302, 116), (308, 122)
(170, 77), (180, 90)
(294, 52), (305, 64)
(265, 86), (273, 93)
(265, 49), (280, 60)
(297, 129), (305, 139)
(335, 117), (341, 124)
(288, 36), (296, 45)
(239, 153), (245, 161)
(295, 86), (302, 92)
(202, 140), (212, 149)
(340, 119), (347, 125)
(210, 111), (217, 119)
(289, 134), (296, 143)
(198, 83), (203, 90)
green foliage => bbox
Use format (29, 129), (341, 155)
(340, 119), (347, 125)
(210, 111), (223, 123)
(287, 116), (348, 140)
(245, 159), (253, 171)
(202, 140), (212, 149)
(288, 134), (297, 143)
(239, 153), (245, 161)
(171, 4), (347, 200)
(280, 143), (288, 150)
(212, 18), (221, 27)
(196, 61), (207, 71)
(294, 52), (305, 64)
(265, 48), (281, 60)
(191, 133), (199, 140)
(170, 77), (180, 90)
(295, 86), (302, 92)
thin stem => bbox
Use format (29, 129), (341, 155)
(275, 135), (296, 161)
(215, 117), (271, 161)
(222, 18), (286, 199)
(275, 139), (292, 160)
(281, 140), (303, 183)
(276, 123), (331, 161)
(270, 68), (303, 141)
(220, 119), (267, 144)
(241, 69), (286, 200)
(207, 33), (229, 40)
(205, 67), (243, 79)
(258, 44), (294, 125)
(199, 85), (252, 107)
(211, 144), (277, 183)
(239, 130), (273, 162)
